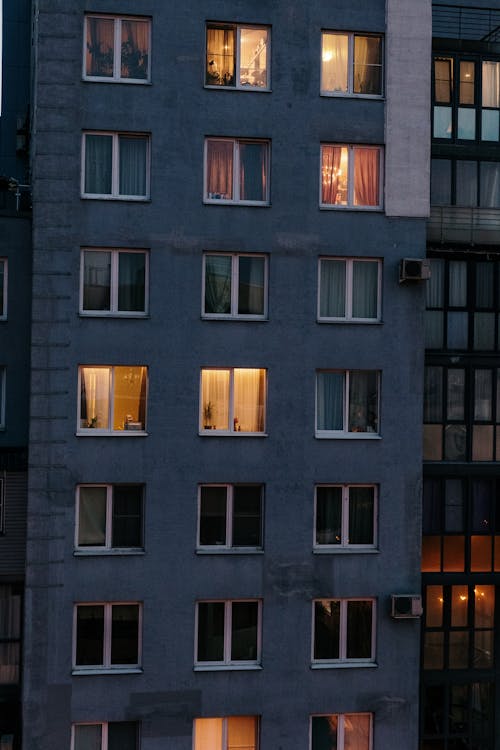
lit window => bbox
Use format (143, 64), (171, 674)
(204, 138), (270, 205)
(84, 15), (150, 82)
(73, 722), (139, 750)
(82, 132), (150, 200)
(76, 485), (143, 552)
(321, 31), (383, 96)
(314, 485), (376, 549)
(203, 253), (267, 319)
(195, 600), (261, 667)
(312, 599), (375, 665)
(320, 145), (382, 209)
(206, 23), (269, 90)
(0, 260), (7, 320)
(200, 368), (266, 434)
(73, 603), (141, 672)
(311, 714), (372, 750)
(316, 370), (380, 437)
(198, 485), (263, 550)
(78, 366), (148, 434)
(81, 249), (148, 316)
(318, 258), (381, 322)
(194, 716), (259, 750)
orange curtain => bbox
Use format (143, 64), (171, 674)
(321, 146), (342, 204)
(206, 141), (233, 199)
(354, 148), (379, 206)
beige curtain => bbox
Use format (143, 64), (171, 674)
(81, 367), (110, 429)
(234, 369), (265, 432)
(201, 370), (230, 430)
(227, 716), (257, 750)
(353, 148), (379, 206)
(194, 718), (223, 750)
(206, 141), (234, 199)
(206, 28), (235, 85)
(321, 33), (348, 92)
(344, 714), (371, 750)
(483, 61), (500, 107)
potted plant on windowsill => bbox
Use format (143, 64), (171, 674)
(203, 401), (215, 430)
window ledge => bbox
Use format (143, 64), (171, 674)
(196, 548), (264, 555)
(81, 195), (151, 203)
(315, 433), (381, 440)
(203, 199), (270, 208)
(316, 319), (382, 325)
(320, 92), (384, 101)
(199, 431), (268, 437)
(204, 85), (271, 94)
(79, 312), (150, 319)
(319, 205), (383, 212)
(311, 662), (377, 669)
(201, 315), (268, 322)
(193, 664), (262, 672)
(76, 431), (148, 437)
(313, 547), (379, 555)
(72, 667), (143, 676)
(82, 78), (152, 85)
(74, 549), (145, 557)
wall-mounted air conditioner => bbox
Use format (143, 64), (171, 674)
(399, 258), (431, 283)
(391, 594), (423, 619)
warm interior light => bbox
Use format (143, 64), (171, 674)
(322, 51), (333, 63)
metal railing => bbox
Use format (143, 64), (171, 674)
(433, 4), (500, 41)
(427, 205), (500, 244)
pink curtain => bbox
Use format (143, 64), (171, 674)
(354, 148), (379, 206)
(206, 141), (233, 199)
(321, 146), (342, 204)
(86, 17), (114, 76)
(121, 20), (149, 79)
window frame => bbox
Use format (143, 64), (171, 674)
(313, 484), (378, 552)
(311, 598), (376, 667)
(81, 131), (151, 201)
(73, 602), (142, 674)
(0, 259), (7, 320)
(205, 22), (270, 91)
(194, 716), (259, 750)
(75, 484), (144, 554)
(204, 137), (270, 206)
(72, 722), (140, 750)
(80, 247), (149, 317)
(194, 599), (262, 670)
(315, 369), (381, 439)
(199, 367), (267, 436)
(197, 483), (264, 552)
(320, 144), (383, 210)
(83, 14), (151, 83)
(77, 365), (148, 436)
(202, 252), (268, 320)
(320, 30), (384, 98)
(310, 713), (373, 750)
(0, 368), (5, 430)
(317, 257), (382, 323)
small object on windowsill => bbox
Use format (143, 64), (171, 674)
(233, 417), (241, 431)
(86, 416), (98, 428)
(125, 421), (143, 431)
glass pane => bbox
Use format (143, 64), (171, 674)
(473, 425), (493, 460)
(119, 136), (147, 197)
(474, 313), (495, 350)
(321, 146), (348, 205)
(0, 588), (21, 639)
(206, 140), (234, 199)
(471, 536), (492, 571)
(120, 19), (149, 80)
(472, 479), (493, 532)
(239, 143), (267, 202)
(474, 369), (492, 420)
(205, 255), (231, 315)
(430, 161), (451, 206)
(447, 312), (468, 349)
(231, 602), (258, 661)
(110, 604), (139, 665)
(449, 685), (468, 734)
(316, 486), (342, 545)
(423, 425), (443, 461)
(83, 251), (111, 311)
(311, 715), (338, 750)
(480, 161), (500, 206)
(108, 723), (137, 750)
(232, 486), (262, 547)
(80, 367), (110, 429)
(344, 714), (371, 750)
(476, 263), (494, 307)
(474, 585), (494, 628)
(112, 486), (142, 548)
(206, 26), (235, 86)
(427, 259), (445, 308)
(352, 261), (378, 319)
(239, 28), (268, 88)
(199, 486), (227, 546)
(233, 368), (265, 432)
(348, 487), (374, 545)
(319, 259), (346, 318)
(426, 586), (443, 627)
(449, 261), (467, 305)
(0, 261), (4, 316)
(421, 536), (441, 572)
(86, 17), (114, 77)
(321, 33), (348, 93)
(238, 256), (265, 315)
(447, 369), (465, 420)
(424, 632), (444, 670)
(346, 601), (372, 659)
(474, 630), (493, 668)
(423, 479), (442, 533)
(194, 719), (223, 750)
(201, 369), (230, 430)
(482, 61), (500, 107)
(424, 366), (443, 422)
(197, 602), (224, 661)
(424, 685), (445, 733)
(434, 107), (452, 138)
(84, 134), (112, 194)
(425, 311), (444, 349)
(443, 536), (465, 571)
(0, 643), (19, 684)
(76, 606), (104, 665)
(353, 35), (382, 95)
(456, 161), (478, 205)
(227, 716), (257, 750)
(78, 486), (106, 546)
(348, 371), (378, 433)
(435, 57), (453, 102)
(118, 253), (146, 312)
(74, 724), (102, 750)
(482, 109), (500, 141)
(451, 586), (468, 626)
(317, 372), (344, 431)
(314, 601), (340, 659)
(460, 61), (475, 104)
(445, 479), (464, 532)
(113, 366), (147, 431)
(449, 631), (469, 668)
(353, 148), (379, 206)
(458, 108), (476, 139)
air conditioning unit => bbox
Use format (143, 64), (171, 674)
(391, 594), (423, 619)
(399, 258), (431, 283)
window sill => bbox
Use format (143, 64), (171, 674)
(74, 549), (145, 557)
(81, 195), (151, 202)
(72, 667), (143, 676)
(76, 430), (148, 437)
(319, 205), (383, 212)
(316, 318), (382, 325)
(204, 199), (270, 208)
(311, 662), (377, 669)
(83, 77), (152, 85)
(79, 312), (149, 319)
(196, 548), (264, 555)
(313, 547), (379, 554)
(201, 315), (268, 322)
(315, 432), (381, 440)
(320, 92), (384, 100)
(204, 84), (271, 93)
(199, 431), (267, 437)
(193, 664), (262, 672)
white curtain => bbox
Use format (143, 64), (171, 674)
(352, 261), (378, 318)
(482, 61), (500, 107)
(317, 372), (343, 431)
(448, 261), (467, 306)
(201, 370), (230, 430)
(234, 369), (265, 432)
(194, 718), (223, 750)
(321, 33), (348, 92)
(85, 134), (112, 194)
(119, 136), (147, 196)
(320, 260), (346, 317)
(78, 487), (106, 546)
(81, 367), (110, 429)
(205, 255), (232, 314)
(474, 369), (492, 420)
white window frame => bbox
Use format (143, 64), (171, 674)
(77, 365), (148, 436)
(72, 602), (142, 674)
(83, 14), (151, 83)
(204, 138), (270, 206)
(317, 257), (382, 323)
(75, 484), (144, 554)
(313, 484), (377, 552)
(81, 131), (150, 200)
(315, 370), (380, 439)
(319, 144), (384, 210)
(311, 598), (376, 667)
(310, 713), (373, 750)
(72, 722), (139, 750)
(80, 248), (149, 317)
(194, 599), (262, 669)
(197, 484), (264, 552)
(199, 367), (267, 435)
(0, 368), (5, 429)
(320, 31), (384, 98)
(0, 259), (7, 320)
(202, 252), (268, 320)
(205, 22), (270, 92)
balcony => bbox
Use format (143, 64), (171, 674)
(427, 205), (500, 245)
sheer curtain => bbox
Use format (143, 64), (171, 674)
(86, 17), (114, 76)
(119, 136), (147, 196)
(78, 487), (106, 546)
(205, 255), (231, 313)
(80, 367), (110, 428)
(74, 725), (102, 750)
(321, 146), (343, 205)
(482, 61), (500, 107)
(353, 148), (379, 206)
(480, 162), (500, 207)
(85, 135), (112, 194)
(234, 369), (265, 432)
(83, 251), (111, 311)
(206, 28), (235, 85)
(238, 256), (264, 315)
(344, 714), (371, 750)
(239, 143), (266, 201)
(474, 369), (492, 420)
(352, 261), (378, 318)
(311, 715), (339, 750)
(317, 372), (343, 431)
(319, 260), (346, 317)
(348, 371), (378, 433)
(227, 716), (257, 750)
(194, 718), (223, 750)
(201, 370), (230, 430)
(353, 36), (381, 95)
(321, 33), (348, 92)
(118, 252), (146, 311)
(206, 141), (233, 198)
(121, 19), (149, 79)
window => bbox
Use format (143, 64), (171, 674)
(0, 368), (5, 429)
(81, 249), (148, 316)
(194, 717), (259, 750)
(200, 368), (266, 434)
(0, 585), (21, 685)
(0, 259), (6, 320)
(76, 485), (143, 552)
(316, 370), (380, 437)
(203, 253), (267, 319)
(431, 158), (500, 208)
(318, 258), (381, 322)
(321, 31), (383, 97)
(421, 681), (493, 750)
(195, 600), (261, 668)
(73, 722), (139, 750)
(82, 132), (150, 200)
(311, 714), (373, 750)
(206, 23), (269, 90)
(204, 138), (269, 205)
(314, 485), (376, 550)
(312, 599), (375, 665)
(78, 366), (148, 434)
(73, 603), (141, 672)
(321, 145), (382, 209)
(84, 15), (150, 82)
(198, 484), (263, 550)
